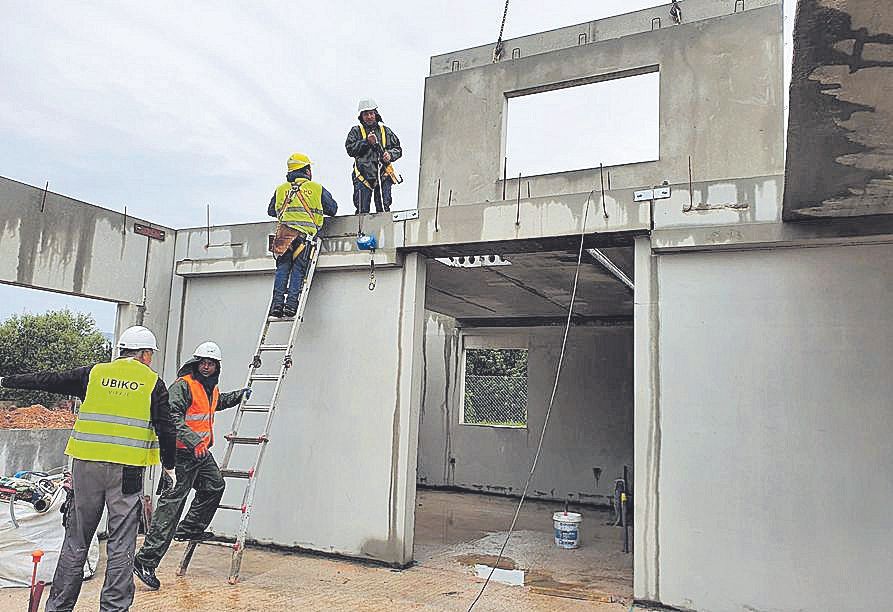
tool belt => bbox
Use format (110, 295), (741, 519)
(272, 226), (309, 259)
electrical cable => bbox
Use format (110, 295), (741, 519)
(466, 189), (594, 611)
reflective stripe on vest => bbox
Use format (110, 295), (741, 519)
(274, 178), (325, 237)
(354, 124), (388, 188)
(66, 359), (160, 466)
(175, 375), (219, 449)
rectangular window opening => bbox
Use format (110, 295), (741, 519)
(504, 70), (660, 178)
(461, 347), (528, 428)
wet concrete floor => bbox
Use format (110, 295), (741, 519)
(414, 488), (633, 601)
(0, 489), (631, 610)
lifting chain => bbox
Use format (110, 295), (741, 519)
(492, 0), (510, 63)
(368, 249), (376, 291)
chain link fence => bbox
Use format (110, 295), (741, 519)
(463, 375), (527, 426)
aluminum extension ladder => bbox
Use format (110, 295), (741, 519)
(177, 236), (322, 584)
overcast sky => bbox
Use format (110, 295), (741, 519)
(0, 0), (795, 331)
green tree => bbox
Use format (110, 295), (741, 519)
(0, 310), (111, 407)
(465, 348), (528, 377)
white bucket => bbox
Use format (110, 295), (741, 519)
(553, 511), (582, 549)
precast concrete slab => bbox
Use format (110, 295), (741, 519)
(425, 249), (634, 323)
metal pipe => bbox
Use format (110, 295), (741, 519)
(621, 492), (629, 553)
(599, 163), (608, 218)
(586, 248), (634, 291)
(434, 179), (441, 232)
(40, 181), (49, 213)
(515, 172), (521, 226)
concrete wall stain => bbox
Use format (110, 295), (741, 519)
(784, 0), (893, 218)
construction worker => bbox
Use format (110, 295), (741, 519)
(266, 152), (338, 318)
(345, 98), (402, 213)
(133, 341), (250, 590)
(0, 326), (176, 612)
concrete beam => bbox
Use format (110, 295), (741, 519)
(174, 251), (403, 277)
(431, 0), (779, 75)
(403, 191), (651, 248)
(651, 218), (893, 253)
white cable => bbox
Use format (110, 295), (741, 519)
(467, 189), (593, 611)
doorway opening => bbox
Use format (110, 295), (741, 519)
(414, 243), (635, 601)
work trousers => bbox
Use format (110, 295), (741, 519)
(135, 450), (225, 568)
(271, 238), (312, 310)
(352, 174), (393, 214)
(46, 458), (143, 612)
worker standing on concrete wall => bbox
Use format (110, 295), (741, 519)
(0, 326), (177, 612)
(346, 98), (403, 213)
(132, 341), (248, 590)
(266, 152), (338, 318)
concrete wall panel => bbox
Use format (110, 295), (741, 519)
(175, 258), (425, 565)
(417, 315), (633, 505)
(0, 177), (177, 373)
(0, 429), (70, 477)
(418, 5), (784, 220)
(653, 243), (893, 611)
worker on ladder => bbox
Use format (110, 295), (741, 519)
(133, 341), (249, 590)
(267, 152), (338, 318)
(0, 326), (177, 612)
(346, 98), (403, 213)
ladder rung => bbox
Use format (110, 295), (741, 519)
(220, 469), (254, 479)
(249, 374), (279, 381)
(241, 405), (271, 412)
(259, 344), (289, 351)
(218, 503), (246, 512)
(266, 316), (296, 323)
(197, 539), (236, 549)
(224, 434), (268, 445)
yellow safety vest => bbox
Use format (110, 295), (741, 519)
(66, 358), (160, 466)
(354, 124), (390, 189)
(274, 178), (325, 238)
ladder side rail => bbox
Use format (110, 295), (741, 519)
(221, 315), (272, 469)
(228, 239), (322, 582)
(260, 240), (321, 434)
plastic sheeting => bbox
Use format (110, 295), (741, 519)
(0, 488), (99, 588)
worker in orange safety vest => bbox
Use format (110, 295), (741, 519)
(133, 341), (249, 591)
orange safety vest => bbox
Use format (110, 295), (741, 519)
(175, 374), (219, 449)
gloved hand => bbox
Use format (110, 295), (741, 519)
(241, 387), (252, 400)
(194, 439), (209, 458)
(0, 376), (4, 387)
(157, 468), (177, 495)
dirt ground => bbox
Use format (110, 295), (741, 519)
(0, 405), (76, 429)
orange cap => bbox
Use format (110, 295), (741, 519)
(32, 550), (44, 561)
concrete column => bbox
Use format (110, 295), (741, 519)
(633, 235), (660, 601)
(392, 252), (427, 564)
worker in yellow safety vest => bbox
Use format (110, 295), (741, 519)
(266, 152), (338, 318)
(0, 326), (177, 612)
(345, 98), (403, 213)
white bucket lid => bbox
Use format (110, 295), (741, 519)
(553, 511), (582, 523)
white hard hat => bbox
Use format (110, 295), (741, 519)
(193, 341), (222, 362)
(117, 326), (158, 351)
(357, 98), (378, 113)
